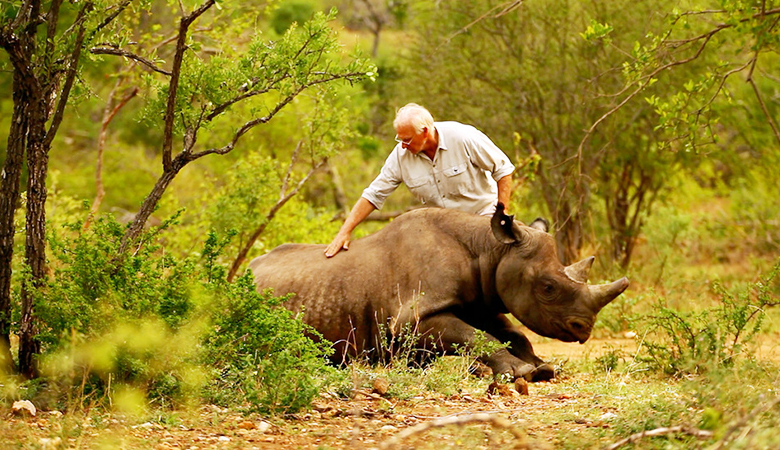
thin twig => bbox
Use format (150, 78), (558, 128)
(708, 395), (780, 450)
(90, 47), (172, 75)
(375, 413), (536, 450)
(603, 426), (714, 450)
(438, 1), (524, 49)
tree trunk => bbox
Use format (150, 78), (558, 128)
(538, 167), (583, 265)
(120, 162), (187, 255)
(0, 73), (29, 374)
(84, 83), (138, 230)
(326, 161), (349, 214)
(18, 92), (49, 379)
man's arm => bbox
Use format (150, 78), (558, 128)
(497, 174), (513, 212)
(325, 197), (377, 257)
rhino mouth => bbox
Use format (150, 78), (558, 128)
(563, 317), (593, 344)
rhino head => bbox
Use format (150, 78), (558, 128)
(491, 204), (629, 344)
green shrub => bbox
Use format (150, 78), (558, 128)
(40, 213), (196, 348)
(270, 0), (318, 35)
(12, 215), (334, 414)
(638, 259), (780, 376)
(201, 271), (334, 415)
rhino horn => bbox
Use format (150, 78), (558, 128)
(564, 256), (595, 284)
(491, 203), (527, 244)
(589, 277), (630, 311)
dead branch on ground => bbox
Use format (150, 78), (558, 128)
(603, 426), (713, 450)
(374, 412), (539, 450)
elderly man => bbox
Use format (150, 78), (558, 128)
(325, 103), (515, 257)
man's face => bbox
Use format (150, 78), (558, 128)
(394, 123), (427, 154)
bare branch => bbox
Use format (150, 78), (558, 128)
(438, 1), (525, 49)
(90, 46), (173, 75)
(708, 395), (780, 450)
(375, 413), (535, 450)
(45, 2), (91, 148)
(226, 153), (327, 281)
(44, 0), (65, 57)
(162, 0), (216, 170)
(193, 71), (368, 159)
(575, 30), (718, 175)
(84, 83), (139, 230)
(746, 55), (780, 147)
(603, 426), (713, 450)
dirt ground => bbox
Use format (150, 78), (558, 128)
(6, 335), (780, 449)
(0, 337), (634, 449)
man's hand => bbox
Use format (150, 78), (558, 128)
(325, 197), (376, 258)
(325, 231), (351, 258)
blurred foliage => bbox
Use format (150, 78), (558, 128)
(1, 0), (779, 429)
(638, 259), (780, 377)
(2, 209), (333, 414)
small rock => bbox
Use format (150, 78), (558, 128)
(238, 421), (255, 430)
(469, 361), (493, 378)
(487, 381), (514, 396)
(380, 425), (399, 433)
(218, 436), (230, 442)
(12, 400), (36, 417)
(514, 378), (529, 396)
(257, 421), (272, 433)
(39, 437), (61, 450)
(372, 378), (390, 396)
(600, 412), (618, 421)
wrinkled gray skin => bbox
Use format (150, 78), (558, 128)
(249, 205), (629, 381)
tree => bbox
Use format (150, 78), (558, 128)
(384, 0), (778, 267)
(331, 0), (409, 57)
(384, 0), (673, 263)
(1, 0), (139, 377)
(113, 6), (373, 255)
(0, 0), (373, 377)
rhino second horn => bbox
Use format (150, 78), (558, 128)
(564, 256), (595, 284)
(589, 277), (630, 310)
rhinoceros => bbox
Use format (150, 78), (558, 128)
(249, 204), (629, 381)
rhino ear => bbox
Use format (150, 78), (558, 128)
(529, 217), (549, 233)
(491, 203), (519, 244)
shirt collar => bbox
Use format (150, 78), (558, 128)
(407, 124), (446, 160)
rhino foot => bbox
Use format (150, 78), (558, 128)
(482, 350), (555, 382)
(524, 363), (555, 382)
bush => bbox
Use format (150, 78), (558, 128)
(638, 259), (780, 376)
(10, 216), (333, 414)
(201, 272), (334, 415)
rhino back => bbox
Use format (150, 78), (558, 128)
(248, 209), (493, 351)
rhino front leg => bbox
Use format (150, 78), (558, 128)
(416, 313), (541, 380)
(489, 315), (555, 382)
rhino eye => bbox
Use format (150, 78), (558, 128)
(541, 282), (557, 297)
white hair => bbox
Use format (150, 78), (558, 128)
(393, 103), (434, 134)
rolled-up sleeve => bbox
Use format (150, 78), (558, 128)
(465, 129), (515, 181)
(361, 148), (402, 210)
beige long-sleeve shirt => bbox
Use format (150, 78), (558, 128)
(361, 121), (515, 216)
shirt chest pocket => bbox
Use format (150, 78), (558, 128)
(406, 175), (436, 203)
(443, 162), (469, 178)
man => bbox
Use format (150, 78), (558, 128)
(325, 103), (515, 257)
